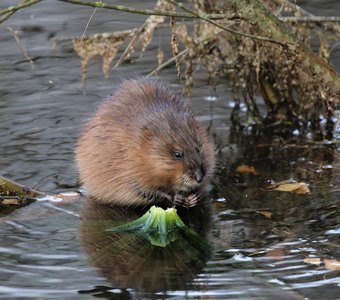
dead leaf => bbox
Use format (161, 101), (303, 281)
(264, 180), (310, 194)
(257, 210), (272, 219)
(73, 31), (133, 85)
(235, 165), (257, 174)
(324, 259), (340, 271)
(318, 32), (329, 63)
(176, 24), (191, 46)
(157, 47), (164, 69)
(303, 257), (321, 266)
(266, 247), (285, 260)
(294, 183), (310, 194)
(132, 0), (174, 60)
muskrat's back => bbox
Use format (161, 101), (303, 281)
(76, 78), (215, 207)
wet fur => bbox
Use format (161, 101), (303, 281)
(75, 78), (215, 207)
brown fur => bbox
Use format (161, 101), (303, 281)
(75, 78), (215, 207)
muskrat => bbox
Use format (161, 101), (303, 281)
(75, 78), (215, 207)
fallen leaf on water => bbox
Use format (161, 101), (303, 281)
(266, 247), (285, 260)
(303, 257), (321, 266)
(294, 183), (310, 194)
(324, 259), (340, 271)
(257, 210), (272, 219)
(235, 165), (257, 174)
(264, 180), (310, 194)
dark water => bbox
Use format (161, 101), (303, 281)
(0, 0), (339, 299)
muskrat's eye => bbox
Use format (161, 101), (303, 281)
(173, 150), (184, 160)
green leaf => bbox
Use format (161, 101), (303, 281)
(107, 206), (186, 247)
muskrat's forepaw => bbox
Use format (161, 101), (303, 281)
(173, 193), (199, 208)
(186, 193), (199, 207)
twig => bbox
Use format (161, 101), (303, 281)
(8, 26), (35, 69)
(276, 0), (286, 17)
(80, 0), (102, 45)
(265, 0), (340, 35)
(280, 16), (340, 23)
(266, 0), (340, 38)
(275, 0), (314, 17)
(234, 0), (340, 98)
(170, 16), (181, 80)
(147, 48), (188, 77)
(112, 28), (141, 70)
(168, 0), (291, 48)
(0, 0), (42, 24)
(57, 0), (229, 20)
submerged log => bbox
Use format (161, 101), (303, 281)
(0, 175), (44, 208)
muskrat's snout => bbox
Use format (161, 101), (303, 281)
(194, 167), (206, 184)
(179, 165), (207, 193)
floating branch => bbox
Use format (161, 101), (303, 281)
(0, 175), (44, 208)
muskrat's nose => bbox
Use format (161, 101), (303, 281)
(194, 168), (205, 183)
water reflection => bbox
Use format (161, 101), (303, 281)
(213, 139), (339, 244)
(79, 200), (212, 293)
(208, 141), (340, 299)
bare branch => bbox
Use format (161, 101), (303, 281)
(234, 0), (340, 100)
(263, 0), (340, 35)
(8, 26), (35, 68)
(147, 48), (188, 77)
(168, 0), (291, 48)
(80, 0), (102, 45)
(57, 0), (229, 20)
(0, 0), (43, 24)
(280, 16), (340, 23)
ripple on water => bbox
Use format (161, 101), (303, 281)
(0, 0), (339, 299)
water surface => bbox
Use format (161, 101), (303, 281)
(0, 1), (339, 299)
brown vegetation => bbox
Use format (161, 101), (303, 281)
(68, 0), (340, 138)
(2, 0), (340, 137)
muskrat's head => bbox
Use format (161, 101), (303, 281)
(133, 109), (215, 197)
